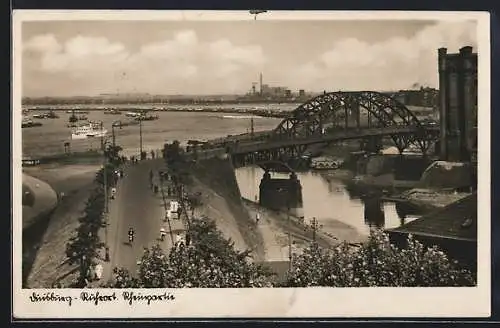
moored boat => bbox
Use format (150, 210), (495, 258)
(71, 122), (108, 140)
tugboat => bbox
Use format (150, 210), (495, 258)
(22, 118), (43, 128)
(45, 110), (59, 119)
(135, 114), (159, 121)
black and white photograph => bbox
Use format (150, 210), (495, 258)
(13, 10), (490, 318)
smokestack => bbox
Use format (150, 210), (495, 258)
(259, 73), (263, 96)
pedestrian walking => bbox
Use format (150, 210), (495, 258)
(160, 227), (167, 241)
(175, 233), (183, 246)
(94, 263), (103, 280)
(111, 187), (117, 199)
(255, 212), (260, 224)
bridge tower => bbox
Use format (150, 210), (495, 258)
(438, 46), (478, 163)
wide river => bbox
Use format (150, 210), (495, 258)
(22, 106), (417, 236)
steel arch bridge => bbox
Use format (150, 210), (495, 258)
(272, 91), (438, 153)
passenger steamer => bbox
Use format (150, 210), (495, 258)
(71, 122), (108, 140)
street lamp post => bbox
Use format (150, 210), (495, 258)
(112, 124), (116, 148)
(139, 119), (143, 158)
(309, 217), (320, 243)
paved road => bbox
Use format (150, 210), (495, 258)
(100, 159), (179, 283)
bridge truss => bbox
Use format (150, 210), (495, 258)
(272, 91), (438, 154)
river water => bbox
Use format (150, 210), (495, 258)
(234, 167), (416, 236)
(22, 105), (417, 236)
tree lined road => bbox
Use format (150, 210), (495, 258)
(101, 158), (175, 282)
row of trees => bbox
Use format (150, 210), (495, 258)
(65, 144), (123, 287)
(107, 141), (477, 287)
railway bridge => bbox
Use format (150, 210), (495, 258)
(221, 91), (440, 168)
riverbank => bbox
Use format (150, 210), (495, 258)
(242, 199), (365, 248)
(23, 163), (101, 287)
(21, 174), (59, 285)
(22, 174), (59, 230)
(188, 155), (265, 260)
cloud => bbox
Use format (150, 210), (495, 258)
(24, 34), (62, 53)
(288, 20), (478, 92)
(23, 21), (478, 96)
(23, 30), (266, 95)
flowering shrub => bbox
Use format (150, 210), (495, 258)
(285, 230), (476, 287)
(111, 217), (275, 288)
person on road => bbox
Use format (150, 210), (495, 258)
(128, 228), (135, 243)
(111, 187), (117, 200)
(255, 212), (260, 224)
(160, 227), (167, 241)
(175, 232), (183, 246)
(94, 263), (103, 280)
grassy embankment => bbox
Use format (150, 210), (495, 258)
(23, 162), (101, 287)
(189, 155), (266, 261)
(22, 174), (59, 286)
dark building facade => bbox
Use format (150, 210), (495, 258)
(394, 87), (439, 108)
(438, 46), (478, 163)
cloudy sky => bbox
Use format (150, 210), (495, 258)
(21, 19), (477, 97)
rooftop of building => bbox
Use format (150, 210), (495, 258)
(386, 192), (477, 242)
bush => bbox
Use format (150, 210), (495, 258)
(111, 217), (275, 288)
(285, 230), (476, 287)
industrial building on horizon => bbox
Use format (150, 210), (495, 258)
(242, 73), (309, 102)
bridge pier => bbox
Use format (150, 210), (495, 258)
(259, 171), (304, 218)
(360, 135), (383, 154)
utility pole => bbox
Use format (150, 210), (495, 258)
(100, 121), (105, 151)
(250, 116), (254, 139)
(310, 217), (319, 243)
(139, 119), (143, 158)
(112, 124), (116, 148)
(287, 200), (292, 271)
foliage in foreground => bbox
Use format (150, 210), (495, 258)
(111, 223), (476, 288)
(285, 230), (476, 287)
(111, 217), (275, 288)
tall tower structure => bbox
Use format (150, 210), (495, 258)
(437, 46), (478, 163)
(259, 73), (263, 96)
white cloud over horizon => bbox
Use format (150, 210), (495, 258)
(22, 20), (478, 97)
(286, 21), (478, 92)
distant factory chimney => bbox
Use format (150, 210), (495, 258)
(259, 73), (263, 96)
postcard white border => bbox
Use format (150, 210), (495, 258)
(12, 10), (491, 319)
